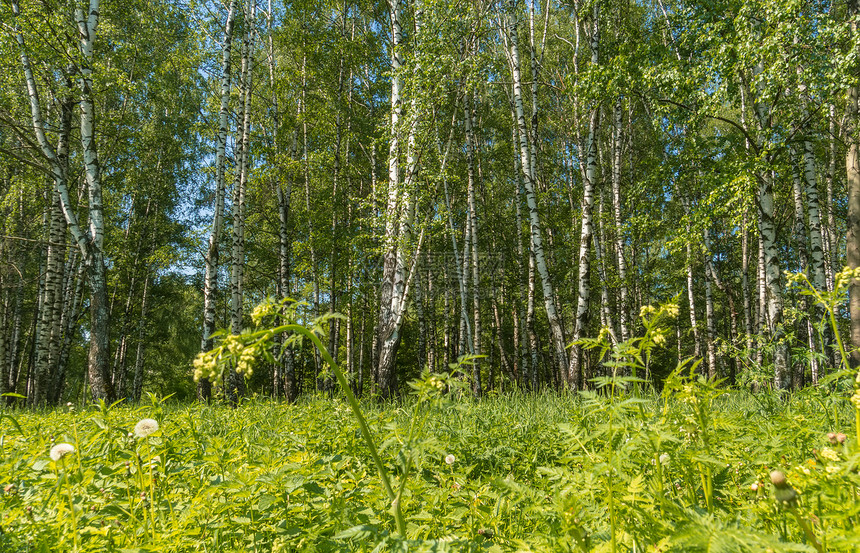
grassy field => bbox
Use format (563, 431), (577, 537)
(1, 375), (859, 552)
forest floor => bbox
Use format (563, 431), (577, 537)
(1, 378), (859, 552)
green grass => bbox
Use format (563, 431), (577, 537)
(1, 383), (858, 552)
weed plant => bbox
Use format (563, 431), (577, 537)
(0, 385), (858, 551)
(2, 284), (860, 552)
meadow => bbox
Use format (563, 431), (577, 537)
(1, 370), (859, 553)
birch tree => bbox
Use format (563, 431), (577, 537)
(10, 0), (114, 401)
(200, 0), (237, 401)
(503, 0), (568, 385)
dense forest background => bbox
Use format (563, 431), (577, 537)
(1, 0), (858, 405)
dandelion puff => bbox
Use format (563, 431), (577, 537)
(50, 443), (75, 461)
(445, 454), (456, 465)
(134, 418), (159, 438)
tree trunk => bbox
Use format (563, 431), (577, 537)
(200, 0), (237, 401)
(228, 0), (255, 402)
(612, 97), (629, 342)
(131, 273), (150, 402)
(847, 0), (860, 366)
(506, 0), (567, 385)
(376, 0), (423, 399)
(568, 3), (601, 387)
(464, 95), (482, 396)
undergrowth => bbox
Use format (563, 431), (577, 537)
(0, 386), (857, 552)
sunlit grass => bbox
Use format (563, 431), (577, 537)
(1, 383), (858, 552)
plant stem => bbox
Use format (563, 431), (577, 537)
(791, 507), (823, 553)
(283, 324), (406, 537)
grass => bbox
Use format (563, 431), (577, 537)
(1, 379), (859, 552)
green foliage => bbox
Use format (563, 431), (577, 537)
(2, 379), (859, 552)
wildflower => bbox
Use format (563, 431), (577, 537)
(836, 433), (847, 444)
(251, 301), (272, 325)
(659, 453), (670, 466)
(851, 390), (860, 409)
(50, 443), (75, 461)
(134, 418), (159, 438)
(653, 333), (666, 346)
(664, 303), (679, 318)
(827, 432), (837, 444)
(770, 471), (797, 506)
(445, 454), (456, 465)
(750, 482), (759, 491)
(820, 447), (840, 462)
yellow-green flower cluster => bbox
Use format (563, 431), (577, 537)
(235, 346), (256, 377)
(664, 302), (679, 318)
(192, 334), (259, 383)
(851, 390), (860, 410)
(833, 267), (860, 292)
(192, 350), (219, 383)
(251, 298), (280, 325)
(640, 302), (679, 322)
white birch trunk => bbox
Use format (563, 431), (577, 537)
(228, 0), (255, 401)
(506, 1), (568, 384)
(847, 0), (860, 366)
(464, 95), (482, 396)
(612, 97), (630, 342)
(377, 0), (423, 398)
(568, 3), (600, 387)
(200, 0), (237, 401)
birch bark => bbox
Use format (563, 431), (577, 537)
(228, 0), (255, 402)
(505, 0), (568, 384)
(376, 0), (423, 398)
(200, 0), (237, 401)
(568, 2), (600, 387)
(847, 0), (860, 366)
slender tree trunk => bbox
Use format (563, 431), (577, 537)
(612, 97), (630, 342)
(686, 242), (701, 359)
(594, 190), (614, 336)
(702, 230), (718, 379)
(568, 3), (600, 387)
(376, 0), (425, 398)
(51, 256), (84, 403)
(826, 104), (838, 291)
(742, 212), (753, 352)
(131, 273), (150, 402)
(226, 0), (254, 402)
(464, 95), (482, 396)
(74, 0), (113, 402)
(760, 168), (789, 387)
(200, 0), (237, 401)
(512, 126), (529, 386)
(847, 0), (860, 366)
(506, 1), (567, 384)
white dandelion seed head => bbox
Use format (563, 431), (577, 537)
(134, 418), (160, 438)
(50, 443), (75, 461)
(445, 454), (456, 465)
